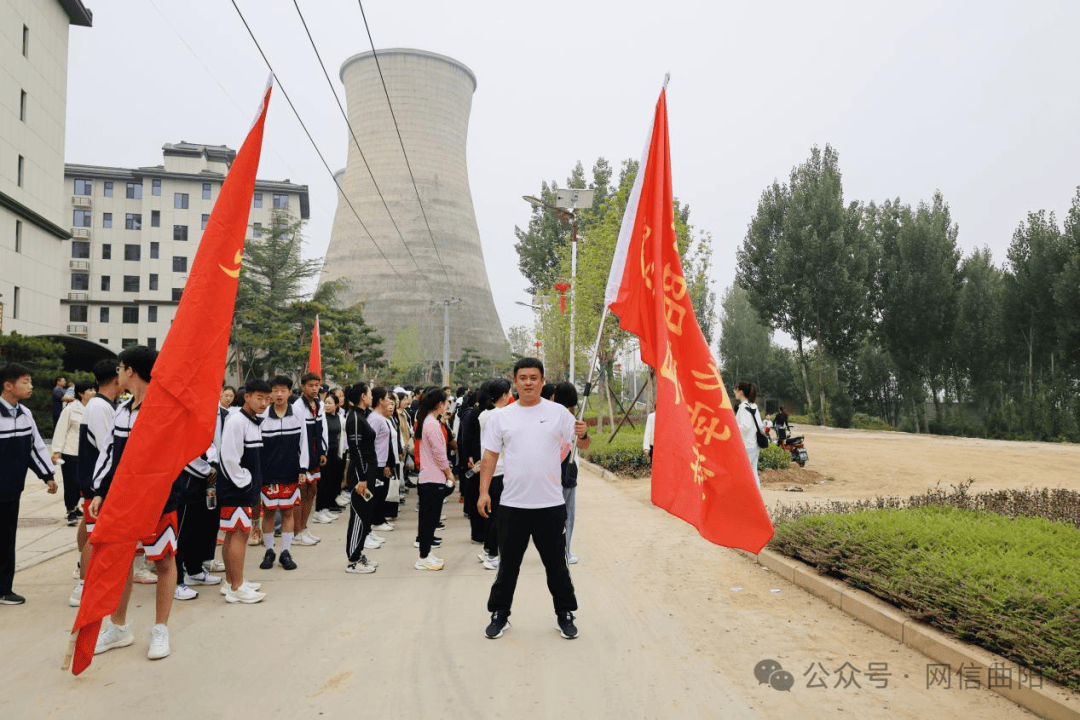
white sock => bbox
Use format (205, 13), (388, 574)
(264, 534), (274, 550)
(282, 532), (294, 550)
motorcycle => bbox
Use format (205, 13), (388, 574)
(775, 424), (809, 467)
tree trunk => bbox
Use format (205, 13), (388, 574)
(604, 379), (616, 433)
(796, 337), (813, 415)
(910, 395), (920, 434)
(815, 330), (827, 426)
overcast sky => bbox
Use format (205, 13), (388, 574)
(66, 0), (1080, 343)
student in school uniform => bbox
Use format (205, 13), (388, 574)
(217, 380), (271, 604)
(257, 376), (308, 571)
(0, 363), (58, 606)
(292, 373), (327, 546)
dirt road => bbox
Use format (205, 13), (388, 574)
(0, 450), (1042, 719)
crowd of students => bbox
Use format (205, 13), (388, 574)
(0, 351), (590, 661)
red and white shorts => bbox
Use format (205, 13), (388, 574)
(83, 498), (96, 534)
(219, 505), (253, 532)
(141, 511), (178, 562)
(305, 469), (320, 485)
(261, 482), (300, 509)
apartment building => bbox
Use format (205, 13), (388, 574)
(63, 142), (309, 349)
(0, 0), (92, 335)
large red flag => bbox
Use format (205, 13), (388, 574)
(68, 80), (273, 674)
(605, 85), (773, 553)
(308, 313), (321, 377)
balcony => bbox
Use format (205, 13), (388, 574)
(67, 292), (89, 301)
(72, 196), (91, 208)
(70, 260), (90, 270)
(71, 227), (90, 239)
(66, 324), (88, 336)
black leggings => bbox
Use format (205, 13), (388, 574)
(483, 476), (504, 558)
(416, 484), (443, 558)
(60, 454), (80, 514)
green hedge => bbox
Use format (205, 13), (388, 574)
(851, 413), (893, 431)
(772, 506), (1080, 691)
(758, 443), (791, 470)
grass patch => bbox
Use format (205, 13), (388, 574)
(583, 425), (650, 477)
(851, 413), (894, 431)
(771, 504), (1080, 691)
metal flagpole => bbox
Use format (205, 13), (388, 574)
(571, 307), (610, 463)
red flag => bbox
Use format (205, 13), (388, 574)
(68, 79), (273, 674)
(308, 314), (321, 378)
(604, 85), (773, 553)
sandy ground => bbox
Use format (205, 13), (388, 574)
(0, 431), (1058, 720)
(757, 425), (1080, 508)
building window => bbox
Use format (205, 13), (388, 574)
(151, 210), (160, 227)
(102, 244), (111, 260)
(122, 307), (139, 323)
(99, 307), (109, 323)
(12, 287), (18, 319)
(150, 242), (160, 259)
(17, 156), (24, 187)
(252, 222), (262, 238)
(174, 193), (189, 209)
(152, 179), (161, 196)
(124, 244), (141, 261)
(123, 275), (140, 292)
(172, 256), (188, 273)
(173, 225), (188, 241)
(99, 339), (108, 345)
(125, 213), (142, 230)
(171, 288), (183, 302)
(253, 192), (263, 208)
(73, 209), (91, 227)
(149, 274), (158, 291)
(14, 220), (22, 253)
(122, 338), (137, 348)
(74, 178), (92, 195)
(102, 213), (112, 229)
(202, 182), (211, 200)
(126, 182), (142, 199)
(273, 193), (288, 209)
(72, 241), (90, 259)
(148, 305), (158, 323)
(22, 25), (28, 58)
(103, 181), (113, 198)
(19, 90), (26, 122)
(148, 338), (157, 351)
(69, 305), (88, 322)
(101, 275), (111, 291)
(71, 273), (89, 291)
(201, 213), (209, 230)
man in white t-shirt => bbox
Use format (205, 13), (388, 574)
(478, 358), (590, 640)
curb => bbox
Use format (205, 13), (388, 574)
(756, 549), (1080, 720)
(15, 541), (78, 573)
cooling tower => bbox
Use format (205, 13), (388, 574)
(320, 48), (507, 365)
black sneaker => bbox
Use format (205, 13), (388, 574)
(259, 548), (276, 570)
(485, 610), (509, 639)
(557, 611), (578, 639)
(279, 549), (297, 571)
(0, 593), (26, 605)
(66, 511), (79, 526)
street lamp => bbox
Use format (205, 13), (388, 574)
(522, 190), (593, 385)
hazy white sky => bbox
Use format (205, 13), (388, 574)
(66, 0), (1080, 341)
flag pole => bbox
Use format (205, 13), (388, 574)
(571, 307), (609, 463)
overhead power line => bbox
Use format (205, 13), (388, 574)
(229, 0), (413, 289)
(356, 0), (453, 288)
(290, 0), (438, 298)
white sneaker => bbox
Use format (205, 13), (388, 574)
(95, 621), (134, 655)
(147, 623), (170, 660)
(224, 585), (265, 604)
(72, 562), (81, 580)
(301, 529), (321, 543)
(369, 532), (386, 543)
(567, 552), (579, 565)
(133, 567), (157, 584)
(372, 523), (395, 532)
(311, 510), (332, 524)
(364, 536), (383, 549)
(294, 532), (318, 546)
(414, 556), (445, 571)
(335, 491), (350, 507)
(360, 554), (379, 569)
(174, 584), (198, 601)
(69, 582), (83, 607)
(219, 580), (261, 596)
(184, 570), (222, 586)
(203, 559), (226, 573)
(482, 556), (500, 570)
(345, 561), (375, 574)
(477, 552), (488, 563)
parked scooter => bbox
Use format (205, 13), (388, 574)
(776, 423), (809, 467)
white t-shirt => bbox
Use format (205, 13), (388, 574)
(481, 398), (576, 509)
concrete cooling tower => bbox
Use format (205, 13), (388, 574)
(319, 48), (507, 366)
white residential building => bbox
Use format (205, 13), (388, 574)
(63, 142), (309, 350)
(0, 0), (92, 335)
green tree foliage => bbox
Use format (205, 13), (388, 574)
(0, 332), (64, 431)
(384, 319), (424, 384)
(718, 284), (769, 385)
(231, 212), (383, 382)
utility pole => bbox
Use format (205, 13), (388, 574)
(433, 297), (462, 384)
